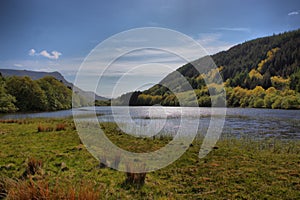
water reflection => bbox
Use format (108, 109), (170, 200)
(1, 107), (300, 139)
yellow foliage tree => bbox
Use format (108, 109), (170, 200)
(270, 76), (290, 90)
(257, 47), (280, 72)
(249, 69), (263, 80)
(251, 86), (266, 98)
(265, 87), (277, 95)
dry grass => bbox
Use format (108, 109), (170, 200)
(37, 123), (67, 132)
(0, 178), (101, 200)
(124, 162), (147, 188)
(0, 119), (29, 124)
(37, 125), (53, 132)
(23, 157), (43, 178)
(55, 123), (67, 131)
(1, 155), (101, 199)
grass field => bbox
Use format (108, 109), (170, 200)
(0, 118), (300, 199)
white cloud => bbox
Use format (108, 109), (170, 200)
(39, 50), (51, 58)
(28, 49), (36, 56)
(40, 50), (62, 59)
(28, 48), (62, 60)
(288, 11), (299, 16)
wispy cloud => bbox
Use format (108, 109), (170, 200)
(196, 33), (234, 55)
(13, 63), (23, 67)
(1, 59), (63, 73)
(14, 32), (235, 97)
(288, 11), (299, 16)
(213, 27), (250, 32)
(29, 48), (62, 60)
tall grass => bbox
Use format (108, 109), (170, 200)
(124, 162), (147, 188)
(0, 178), (101, 200)
(23, 157), (43, 178)
(37, 123), (67, 132)
(0, 119), (28, 124)
(55, 123), (67, 131)
(37, 125), (53, 132)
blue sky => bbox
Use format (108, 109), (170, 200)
(0, 0), (299, 98)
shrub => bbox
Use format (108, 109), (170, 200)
(253, 98), (264, 108)
(124, 162), (147, 188)
(37, 125), (53, 132)
(0, 119), (19, 124)
(55, 123), (66, 131)
(23, 157), (43, 177)
(1, 178), (101, 200)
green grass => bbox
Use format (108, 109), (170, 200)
(0, 118), (300, 199)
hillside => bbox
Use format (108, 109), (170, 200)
(0, 70), (107, 113)
(0, 69), (107, 101)
(115, 29), (300, 109)
(0, 74), (88, 112)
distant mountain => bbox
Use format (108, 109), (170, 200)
(0, 69), (108, 101)
(0, 69), (66, 83)
(114, 29), (300, 109)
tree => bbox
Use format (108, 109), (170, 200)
(290, 70), (300, 92)
(264, 87), (278, 108)
(0, 78), (18, 112)
(271, 76), (290, 90)
(6, 76), (47, 111)
(281, 95), (300, 109)
(37, 76), (72, 110)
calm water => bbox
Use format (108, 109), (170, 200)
(1, 107), (300, 139)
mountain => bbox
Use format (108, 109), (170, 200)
(0, 69), (108, 101)
(0, 69), (67, 83)
(114, 29), (300, 109)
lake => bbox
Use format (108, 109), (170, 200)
(1, 107), (300, 139)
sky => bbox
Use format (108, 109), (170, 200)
(0, 0), (300, 98)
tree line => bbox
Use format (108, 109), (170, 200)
(0, 75), (87, 113)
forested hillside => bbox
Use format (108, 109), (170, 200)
(0, 69), (108, 101)
(0, 75), (88, 113)
(114, 29), (300, 109)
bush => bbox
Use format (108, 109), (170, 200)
(0, 178), (101, 200)
(37, 125), (53, 132)
(23, 157), (43, 177)
(124, 162), (147, 188)
(253, 98), (265, 108)
(55, 123), (66, 131)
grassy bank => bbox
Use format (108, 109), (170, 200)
(0, 118), (299, 199)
